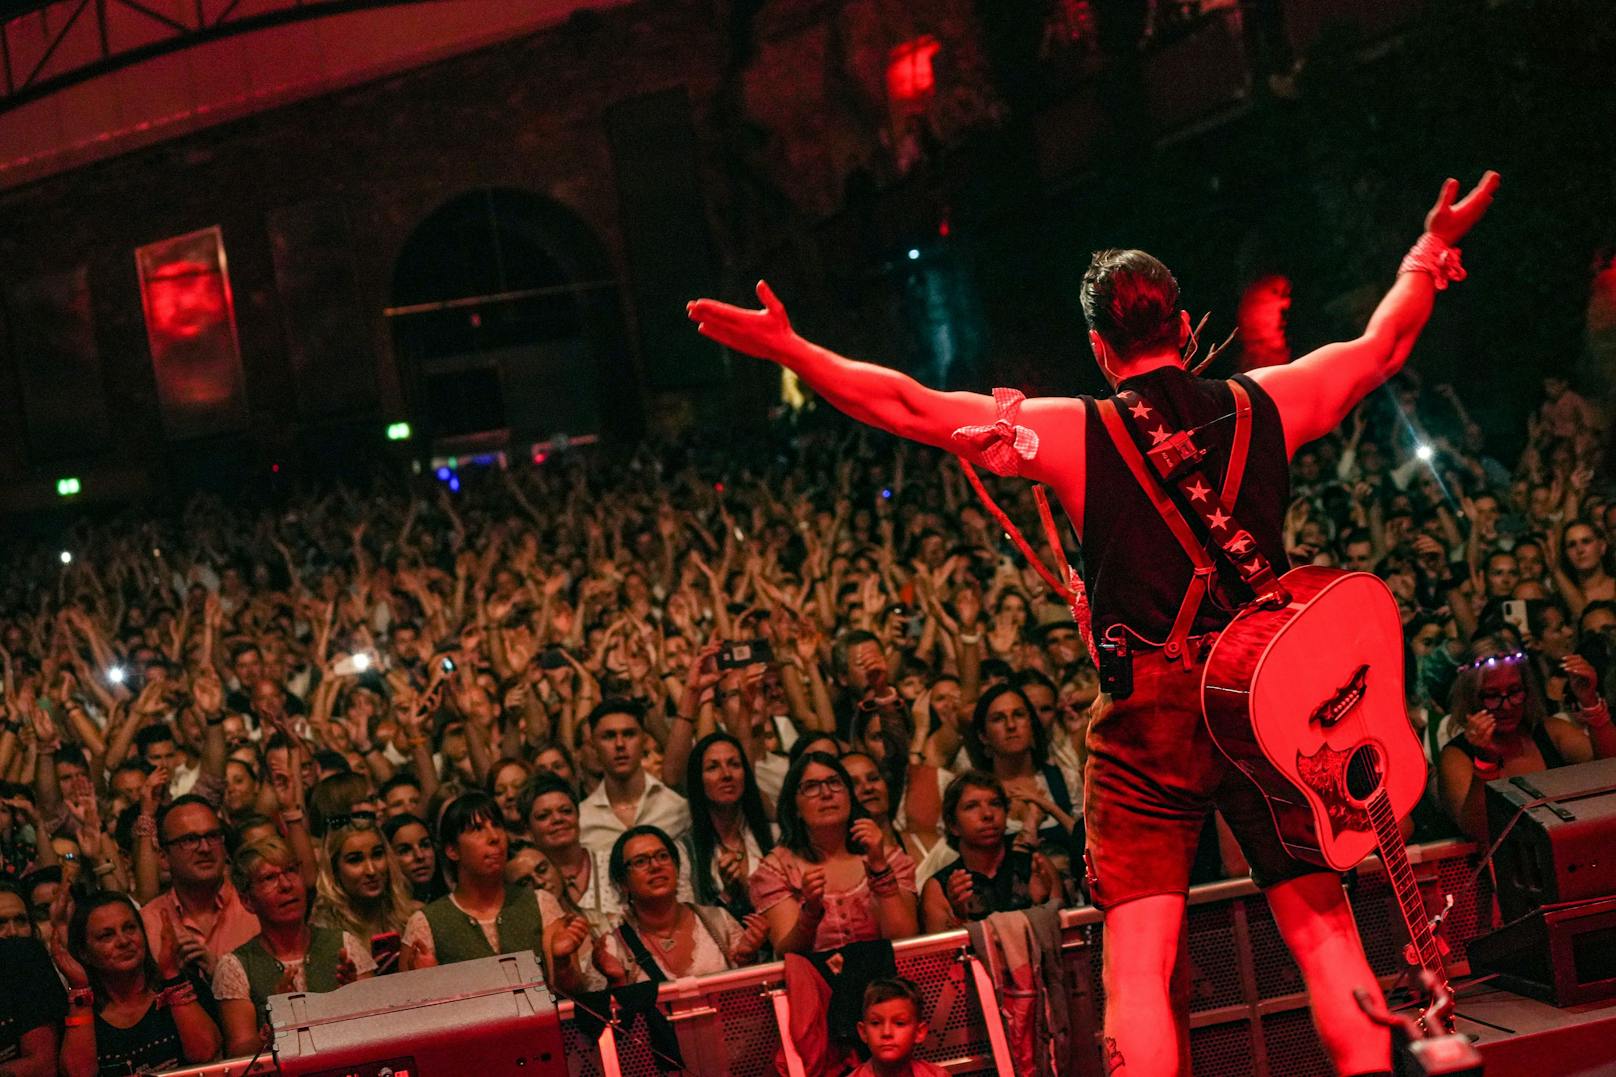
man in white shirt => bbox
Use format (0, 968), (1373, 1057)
(577, 699), (690, 857)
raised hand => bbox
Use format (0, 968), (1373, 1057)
(850, 818), (888, 873)
(591, 935), (629, 985)
(945, 868), (977, 920)
(551, 914), (591, 960)
(1424, 171), (1500, 246)
(191, 668), (224, 718)
(799, 866), (827, 914)
(686, 282), (797, 363)
(730, 914), (770, 965)
(49, 885), (89, 988)
(1562, 654), (1601, 709)
(1463, 710), (1499, 761)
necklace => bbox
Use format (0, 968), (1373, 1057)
(640, 907), (682, 951)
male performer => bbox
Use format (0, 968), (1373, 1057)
(688, 171), (1499, 1076)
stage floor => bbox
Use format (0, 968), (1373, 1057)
(1459, 985), (1616, 1076)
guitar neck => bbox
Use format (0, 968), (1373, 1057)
(1366, 790), (1445, 978)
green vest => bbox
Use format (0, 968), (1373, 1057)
(421, 885), (545, 965)
(232, 926), (346, 1019)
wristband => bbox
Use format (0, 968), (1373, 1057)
(280, 809), (306, 824)
(158, 981), (198, 1009)
(1471, 755), (1503, 778)
(958, 632), (982, 645)
(65, 1012), (94, 1027)
(134, 814), (158, 845)
(1399, 232), (1466, 290)
(205, 713), (227, 727)
(1580, 700), (1612, 729)
(93, 860), (117, 877)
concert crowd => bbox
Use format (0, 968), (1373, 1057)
(1, 365), (1613, 1075)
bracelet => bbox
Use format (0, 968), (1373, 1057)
(958, 632), (982, 645)
(158, 982), (198, 1009)
(93, 860), (117, 877)
(134, 814), (158, 845)
(68, 987), (95, 1010)
(205, 713), (227, 727)
(1471, 755), (1503, 777)
(65, 1012), (94, 1027)
(866, 863), (893, 879)
(280, 809), (306, 824)
(1581, 700), (1612, 729)
(1399, 232), (1466, 290)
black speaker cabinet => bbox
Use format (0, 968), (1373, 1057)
(1484, 757), (1616, 922)
(1465, 896), (1616, 1007)
(269, 951), (566, 1077)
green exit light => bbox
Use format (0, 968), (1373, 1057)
(56, 477), (81, 497)
(386, 422), (412, 441)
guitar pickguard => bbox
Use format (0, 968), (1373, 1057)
(1295, 741), (1371, 838)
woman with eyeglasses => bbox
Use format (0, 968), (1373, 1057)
(519, 774), (693, 923)
(310, 816), (418, 974)
(684, 733), (776, 916)
(213, 837), (373, 1056)
(383, 812), (448, 903)
(591, 825), (768, 986)
(54, 890), (222, 1076)
(749, 752), (918, 955)
(1438, 643), (1616, 841)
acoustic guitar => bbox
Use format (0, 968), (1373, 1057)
(1201, 565), (1454, 1032)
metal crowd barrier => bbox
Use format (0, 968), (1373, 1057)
(160, 839), (1486, 1077)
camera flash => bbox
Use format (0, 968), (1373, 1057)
(353, 653), (372, 673)
(108, 666), (126, 685)
(1415, 443), (1435, 462)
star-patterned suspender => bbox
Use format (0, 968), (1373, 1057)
(1093, 382), (1288, 668)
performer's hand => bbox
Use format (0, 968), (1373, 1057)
(1424, 171), (1500, 246)
(687, 282), (797, 363)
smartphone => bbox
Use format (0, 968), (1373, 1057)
(1501, 599), (1529, 636)
(718, 639), (773, 670)
(370, 931), (402, 973)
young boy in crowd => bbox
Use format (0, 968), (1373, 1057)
(853, 978), (948, 1077)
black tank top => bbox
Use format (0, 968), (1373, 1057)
(1081, 367), (1290, 642)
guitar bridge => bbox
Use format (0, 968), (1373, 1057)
(1311, 664), (1369, 728)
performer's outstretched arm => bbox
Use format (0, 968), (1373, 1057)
(687, 284), (1082, 489)
(1248, 171), (1499, 458)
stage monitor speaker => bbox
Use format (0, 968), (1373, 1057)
(1465, 895), (1616, 1007)
(268, 951), (566, 1077)
(1484, 757), (1616, 922)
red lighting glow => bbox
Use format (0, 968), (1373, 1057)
(887, 36), (941, 104)
(144, 260), (228, 341)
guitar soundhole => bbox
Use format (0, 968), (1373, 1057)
(1343, 744), (1383, 804)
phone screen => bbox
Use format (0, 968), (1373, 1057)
(371, 931), (402, 973)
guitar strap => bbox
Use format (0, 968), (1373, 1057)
(1093, 380), (1289, 669)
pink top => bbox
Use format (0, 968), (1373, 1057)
(749, 846), (917, 952)
(141, 881), (262, 972)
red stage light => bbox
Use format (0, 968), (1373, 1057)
(145, 259), (227, 341)
(887, 37), (941, 103)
